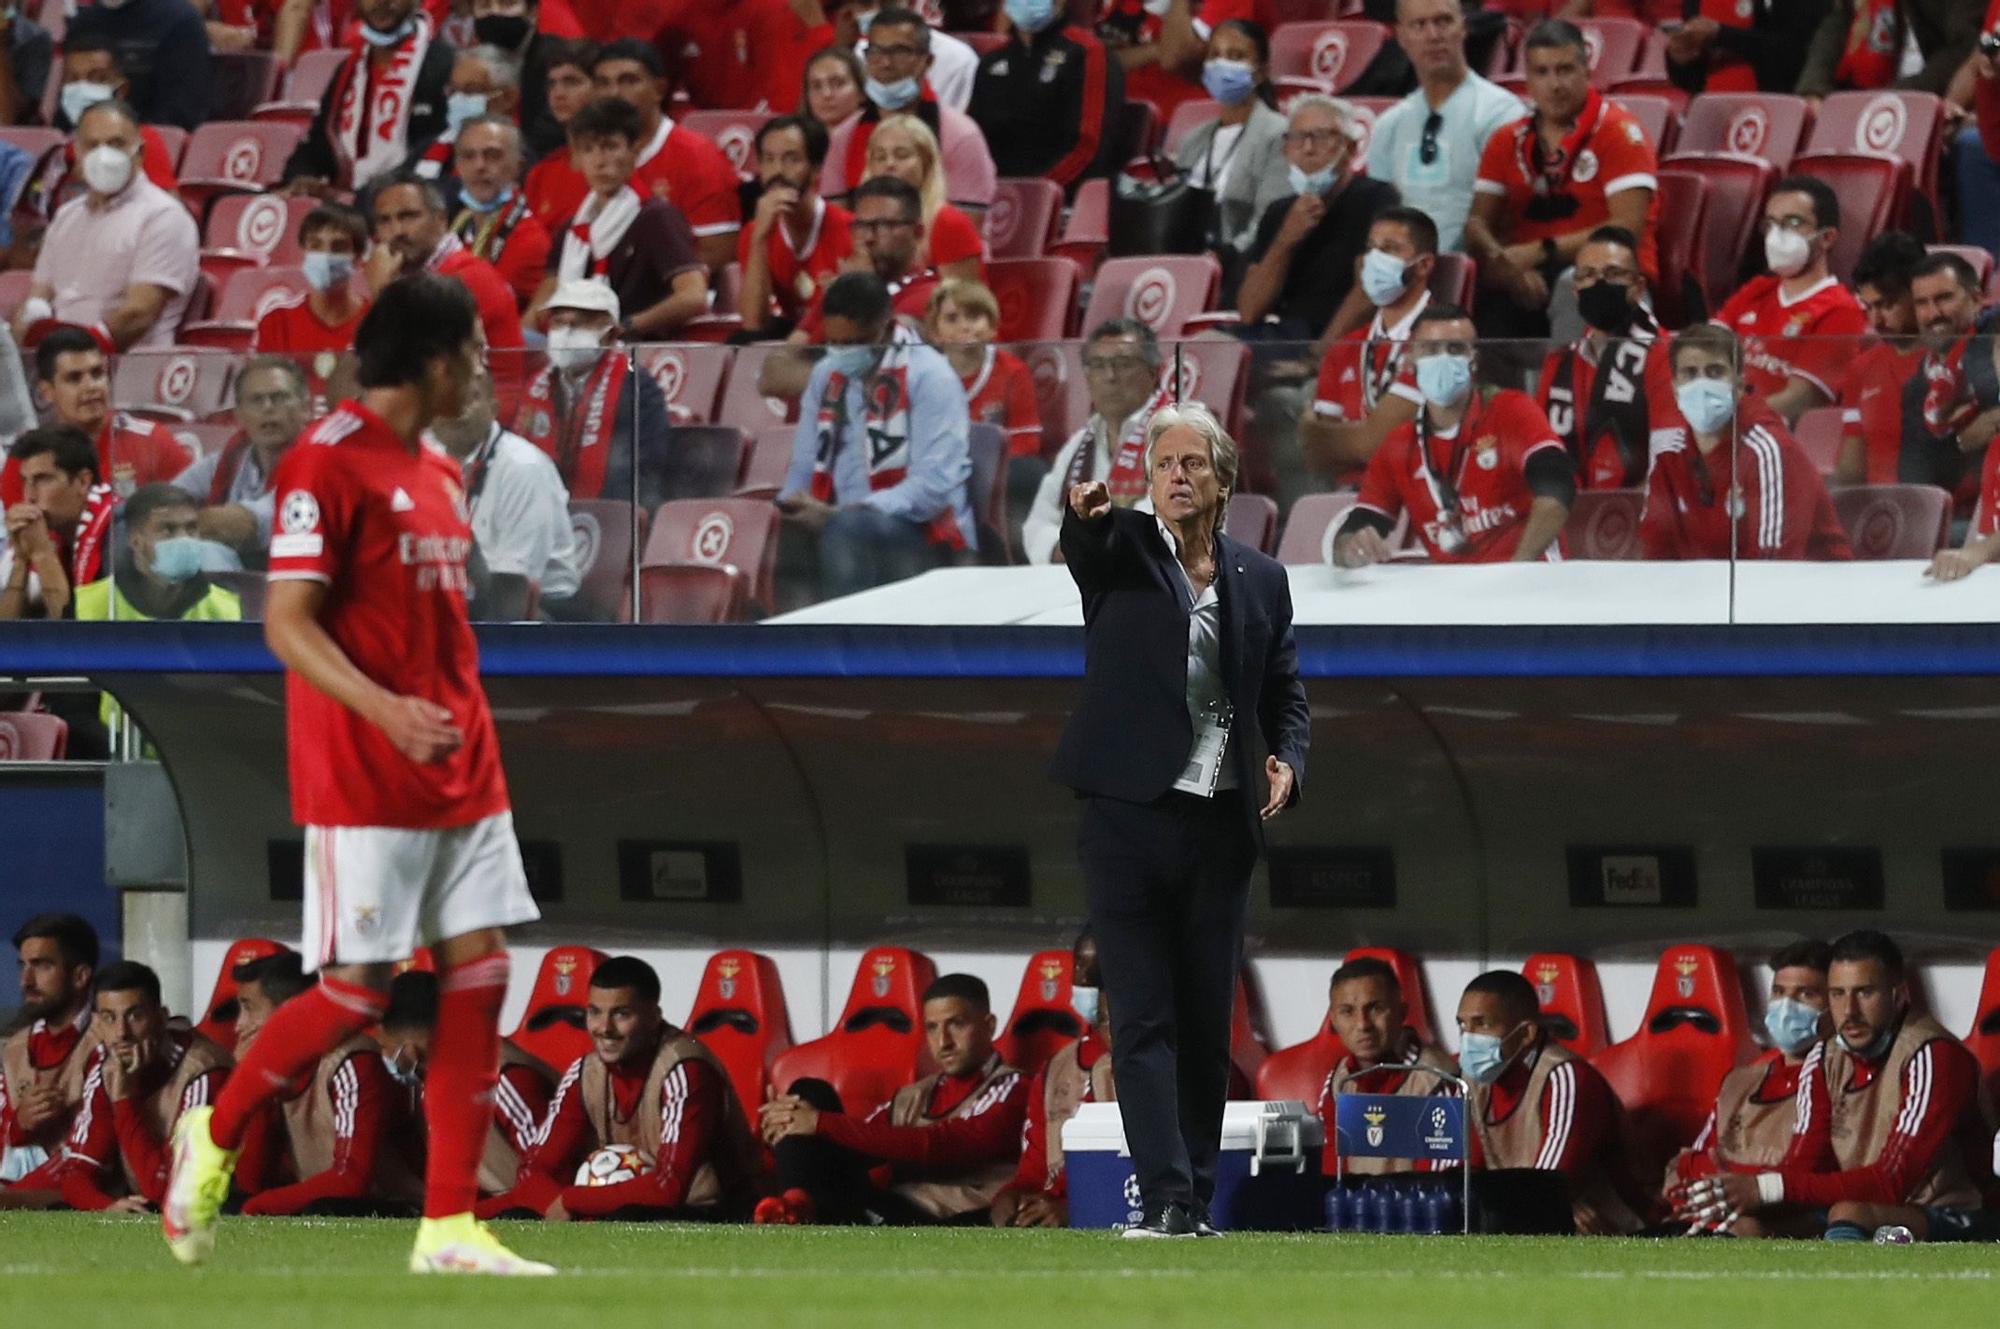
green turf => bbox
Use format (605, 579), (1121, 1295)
(1, 1213), (1994, 1328)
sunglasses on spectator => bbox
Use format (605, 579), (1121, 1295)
(1419, 111), (1441, 165)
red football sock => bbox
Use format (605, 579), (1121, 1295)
(208, 974), (387, 1150)
(424, 952), (510, 1219)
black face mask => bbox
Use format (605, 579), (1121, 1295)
(473, 14), (533, 48)
(1577, 281), (1635, 336)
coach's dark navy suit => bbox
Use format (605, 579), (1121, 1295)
(1051, 503), (1309, 1221)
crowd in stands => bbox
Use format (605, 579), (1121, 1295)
(8, 912), (1999, 1240)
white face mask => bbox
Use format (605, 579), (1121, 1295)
(81, 143), (135, 196)
(547, 325), (607, 372)
(1764, 225), (1813, 279)
(60, 80), (117, 127)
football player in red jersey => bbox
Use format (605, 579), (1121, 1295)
(159, 273), (552, 1277)
(1313, 957), (1454, 1178)
(1836, 231), (1926, 486)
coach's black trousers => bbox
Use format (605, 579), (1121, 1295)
(1080, 788), (1257, 1214)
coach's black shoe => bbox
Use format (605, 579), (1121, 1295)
(1189, 1204), (1222, 1238)
(1120, 1201), (1197, 1239)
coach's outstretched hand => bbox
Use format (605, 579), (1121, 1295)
(371, 695), (464, 764)
(1068, 480), (1111, 521)
(1261, 757), (1294, 822)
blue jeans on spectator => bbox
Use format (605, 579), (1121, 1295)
(819, 504), (947, 600)
(1954, 125), (2000, 256)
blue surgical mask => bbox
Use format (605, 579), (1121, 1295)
(60, 80), (116, 127)
(1201, 58), (1256, 107)
(1675, 377), (1736, 435)
(460, 185), (515, 215)
(359, 16), (418, 47)
(301, 251), (354, 293)
(1071, 985), (1100, 1028)
(446, 91), (488, 133)
(1287, 163), (1335, 196)
(149, 536), (205, 584)
(1457, 1031), (1510, 1085)
(1360, 248), (1408, 307)
(1414, 352), (1472, 408)
(1763, 997), (1822, 1054)
(1839, 1021), (1897, 1060)
(1005, 0), (1058, 35)
(865, 74), (920, 111)
(823, 344), (877, 378)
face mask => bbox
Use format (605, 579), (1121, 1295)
(1414, 351), (1472, 408)
(384, 1045), (423, 1088)
(80, 143), (134, 196)
(301, 251), (354, 292)
(1838, 1022), (1896, 1060)
(864, 75), (920, 111)
(1360, 248), (1408, 307)
(1287, 163), (1335, 196)
(359, 16), (418, 47)
(1071, 985), (1100, 1027)
(547, 326), (607, 373)
(446, 91), (488, 133)
(1004, 0), (1058, 36)
(1458, 1031), (1510, 1085)
(1675, 377), (1736, 435)
(823, 343), (877, 378)
(472, 13), (532, 47)
(460, 185), (514, 215)
(1577, 280), (1635, 335)
(149, 536), (205, 584)
(60, 80), (116, 127)
(1764, 225), (1813, 278)
(1201, 58), (1256, 107)
(1763, 997), (1822, 1054)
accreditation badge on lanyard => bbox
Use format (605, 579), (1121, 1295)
(1178, 698), (1235, 796)
(1420, 399), (1475, 556)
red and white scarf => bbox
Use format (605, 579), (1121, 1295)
(558, 187), (643, 284)
(1062, 379), (1175, 504)
(517, 354), (631, 500)
(327, 14), (434, 190)
(811, 339), (964, 550)
(1514, 87), (1605, 200)
(64, 483), (118, 588)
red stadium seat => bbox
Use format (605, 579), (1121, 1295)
(252, 47), (348, 122)
(1252, 946), (1433, 1101)
(1230, 974), (1270, 1096)
(1023, 340), (1085, 450)
(645, 496), (781, 613)
(1565, 487), (1645, 560)
(1788, 152), (1902, 283)
(1660, 152), (1773, 316)
(1632, 23), (1669, 79)
(1224, 493), (1278, 554)
(638, 563), (747, 622)
(1081, 255), (1221, 339)
(1672, 93), (1812, 169)
(680, 110), (771, 182)
(151, 126), (189, 173)
(637, 343), (732, 424)
(1794, 405), (1843, 476)
(193, 938), (289, 1052)
(986, 178), (1063, 260)
(738, 425), (794, 499)
(1653, 167), (1709, 325)
(1167, 335), (1250, 440)
(769, 945), (939, 1115)
(0, 709), (66, 760)
(0, 127), (62, 167)
(177, 122), (307, 219)
(1576, 17), (1645, 87)
(113, 347), (238, 422)
(988, 256), (1079, 344)
(1612, 93), (1673, 156)
(180, 265), (309, 350)
(1269, 20), (1389, 91)
(209, 50), (283, 121)
(568, 499), (646, 621)
(1428, 252), (1476, 312)
(203, 193), (316, 273)
(1963, 947), (2000, 1088)
(1162, 98), (1221, 157)
(1834, 483), (1950, 558)
(717, 344), (801, 435)
(1276, 491), (1360, 564)
(1050, 177), (1109, 272)
(1522, 952), (1610, 1057)
(509, 945), (609, 1075)
(1591, 944), (1754, 1177)
(1931, 243), (1998, 299)
(658, 424), (747, 500)
(1803, 90), (1945, 236)
(171, 420), (238, 460)
(686, 949), (795, 1129)
(994, 949), (1085, 1078)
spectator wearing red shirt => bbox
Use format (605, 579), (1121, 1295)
(2, 328), (190, 507)
(653, 0), (834, 113)
(740, 114), (855, 335)
(254, 205), (374, 398)
(1642, 325), (1852, 561)
(1892, 252), (1996, 519)
(1333, 302), (1574, 566)
(1712, 177), (1868, 424)
(991, 932), (1115, 1228)
(451, 117), (554, 311)
(1838, 231), (1927, 486)
(861, 113), (984, 283)
(758, 974), (1028, 1225)
(1465, 20), (1657, 337)
(367, 174), (528, 354)
(522, 38), (601, 220)
(928, 277), (1042, 550)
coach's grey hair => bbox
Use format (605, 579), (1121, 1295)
(1144, 402), (1239, 501)
(1286, 92), (1355, 140)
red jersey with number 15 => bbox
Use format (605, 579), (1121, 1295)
(266, 402), (509, 829)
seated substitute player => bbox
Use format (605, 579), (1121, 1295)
(990, 932), (1116, 1228)
(1664, 939), (1830, 1237)
(56, 961), (231, 1212)
(479, 956), (760, 1221)
(160, 273), (552, 1277)
(1313, 956), (1456, 1177)
(757, 974), (1027, 1226)
(1682, 930), (2000, 1243)
(225, 951), (424, 1219)
(1458, 969), (1649, 1235)
(1640, 325), (1851, 561)
(1331, 302), (1574, 566)
(1, 913), (100, 1188)
(1534, 225), (1674, 490)
(374, 970), (555, 1200)
(1836, 231), (1927, 487)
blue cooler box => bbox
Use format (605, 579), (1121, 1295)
(1062, 1100), (1325, 1231)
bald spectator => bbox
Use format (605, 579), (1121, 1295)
(282, 0), (457, 195)
(451, 116), (553, 310)
(62, 0), (210, 131)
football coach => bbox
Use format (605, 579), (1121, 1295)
(1050, 401), (1309, 1239)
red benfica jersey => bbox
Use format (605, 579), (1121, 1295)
(1354, 388), (1568, 562)
(254, 296), (371, 399)
(1714, 274), (1868, 403)
(266, 401), (509, 829)
(654, 0), (834, 112)
(797, 267), (939, 341)
(960, 346), (1042, 458)
(525, 149), (586, 229)
(736, 199), (854, 325)
(532, 121), (741, 239)
(1640, 398), (1852, 560)
(1974, 437), (2000, 538)
(1841, 340), (1920, 485)
(1311, 297), (1426, 427)
(1532, 331), (1675, 490)
(0, 415), (190, 506)
(1474, 93), (1660, 278)
(433, 247), (526, 352)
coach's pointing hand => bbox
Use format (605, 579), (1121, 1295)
(1068, 480), (1111, 521)
(371, 694), (464, 764)
(1261, 757), (1294, 822)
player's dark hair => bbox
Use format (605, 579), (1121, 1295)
(567, 95), (646, 146)
(1412, 300), (1469, 332)
(592, 37), (664, 79)
(851, 173), (921, 221)
(94, 959), (161, 1006)
(1330, 956), (1401, 995)
(232, 950), (311, 1005)
(11, 912), (99, 970)
(1911, 251), (1981, 296)
(922, 973), (991, 1013)
(756, 113), (829, 169)
(236, 353), (310, 403)
(821, 270), (892, 327)
(382, 970), (439, 1032)
(123, 482), (198, 533)
(590, 955), (662, 1007)
(34, 326), (105, 383)
(1584, 224), (1640, 258)
(1829, 929), (1904, 980)
(1376, 205), (1438, 257)
(352, 273), (479, 390)
(539, 37), (598, 78)
(1523, 18), (1587, 58)
(1671, 322), (1739, 373)
(1769, 939), (1833, 975)
(1852, 231), (1927, 298)
(1465, 970), (1540, 1022)
(300, 202), (369, 252)
(868, 6), (930, 49)
(7, 425), (99, 483)
(1771, 175), (1841, 232)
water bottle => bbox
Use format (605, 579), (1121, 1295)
(1324, 1187), (1344, 1232)
(1391, 1187), (1419, 1234)
(1433, 1181), (1462, 1234)
(1417, 1184), (1446, 1235)
(1359, 1182), (1386, 1233)
(1334, 1184), (1362, 1231)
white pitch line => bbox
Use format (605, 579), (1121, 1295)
(0, 1266), (1984, 1283)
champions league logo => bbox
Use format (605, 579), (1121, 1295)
(1122, 1172), (1144, 1222)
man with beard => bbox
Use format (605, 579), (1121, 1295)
(1836, 232), (1927, 486)
(368, 174), (526, 355)
(0, 914), (100, 1191)
(739, 115), (853, 336)
(1893, 252), (1997, 520)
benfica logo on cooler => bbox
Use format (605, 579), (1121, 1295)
(1038, 959), (1063, 1002)
(717, 956), (742, 1002)
(1674, 954), (1699, 999)
(871, 955), (896, 998)
(1364, 1106), (1387, 1148)
(552, 952), (578, 997)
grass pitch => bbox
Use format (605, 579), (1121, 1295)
(2, 1213), (1994, 1328)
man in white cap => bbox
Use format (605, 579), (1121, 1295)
(510, 278), (670, 511)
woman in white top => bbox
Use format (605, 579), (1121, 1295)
(1169, 21), (1292, 260)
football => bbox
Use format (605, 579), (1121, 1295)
(574, 1143), (651, 1187)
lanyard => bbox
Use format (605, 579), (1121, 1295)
(1416, 393), (1480, 518)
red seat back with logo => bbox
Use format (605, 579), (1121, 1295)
(686, 948), (794, 1127)
(1522, 952), (1610, 1056)
(996, 949), (1084, 1079)
(769, 946), (938, 1114)
(508, 945), (610, 1074)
